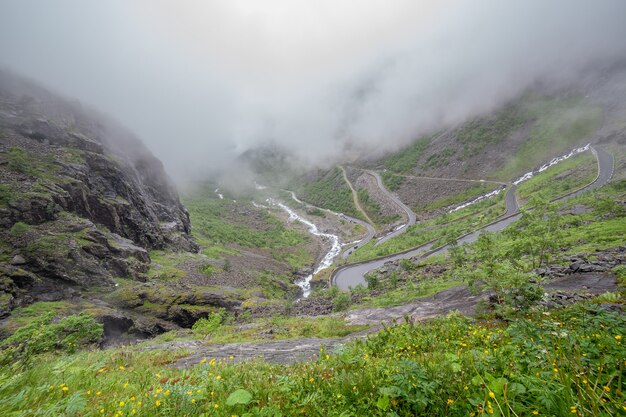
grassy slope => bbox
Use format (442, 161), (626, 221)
(293, 167), (363, 220)
(376, 93), (603, 187)
(1, 296), (623, 416)
(348, 144), (602, 263)
(494, 95), (603, 180)
(183, 183), (313, 271)
(515, 151), (597, 204)
(1, 155), (624, 417)
(348, 192), (507, 262)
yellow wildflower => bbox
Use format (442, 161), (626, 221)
(488, 391), (495, 399)
(533, 411), (539, 415)
(309, 377), (315, 383)
(155, 400), (161, 407)
(119, 365), (125, 370)
(119, 402), (125, 407)
(447, 399), (454, 405)
(62, 387), (69, 392)
(214, 404), (219, 409)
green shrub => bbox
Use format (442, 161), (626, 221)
(364, 272), (379, 290)
(7, 147), (35, 176)
(332, 292), (351, 312)
(9, 221), (30, 237)
(0, 312), (103, 365)
(0, 184), (14, 206)
(613, 264), (626, 286)
(199, 264), (216, 276)
(191, 309), (226, 336)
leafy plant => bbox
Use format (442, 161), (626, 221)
(6, 147), (35, 176)
(9, 221), (30, 237)
(0, 313), (103, 365)
(191, 309), (226, 336)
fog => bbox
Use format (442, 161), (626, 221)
(1, 0), (625, 181)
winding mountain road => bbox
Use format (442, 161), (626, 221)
(168, 148), (615, 367)
(332, 147), (613, 290)
(367, 170), (418, 245)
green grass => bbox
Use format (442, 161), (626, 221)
(188, 315), (369, 344)
(357, 188), (400, 226)
(495, 96), (602, 180)
(380, 170), (405, 191)
(0, 301), (75, 334)
(516, 152), (597, 203)
(455, 102), (525, 157)
(5, 147), (62, 180)
(422, 147), (455, 169)
(0, 303), (623, 416)
(293, 167), (361, 218)
(380, 136), (432, 174)
(416, 183), (501, 213)
(0, 177), (624, 416)
(183, 184), (312, 270)
(0, 183), (16, 207)
(352, 277), (463, 308)
(348, 194), (506, 262)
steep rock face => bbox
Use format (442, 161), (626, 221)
(0, 71), (198, 319)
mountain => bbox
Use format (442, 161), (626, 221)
(0, 71), (198, 335)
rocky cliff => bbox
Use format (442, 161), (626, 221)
(0, 70), (198, 322)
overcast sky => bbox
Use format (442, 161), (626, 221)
(1, 1), (626, 181)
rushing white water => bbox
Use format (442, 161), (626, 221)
(214, 188), (224, 200)
(449, 144), (591, 212)
(513, 143), (590, 185)
(449, 187), (504, 212)
(267, 198), (341, 298)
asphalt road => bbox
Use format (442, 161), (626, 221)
(332, 146), (613, 290)
(368, 170), (417, 246)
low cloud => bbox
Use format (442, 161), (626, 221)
(1, 0), (625, 181)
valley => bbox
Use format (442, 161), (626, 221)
(1, 51), (626, 417)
